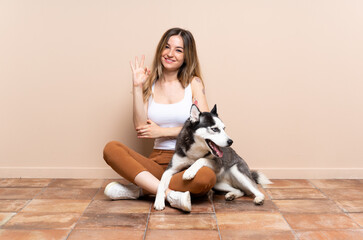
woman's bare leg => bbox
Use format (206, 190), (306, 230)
(134, 170), (172, 196)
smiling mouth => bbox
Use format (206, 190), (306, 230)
(205, 139), (223, 158)
(164, 57), (175, 63)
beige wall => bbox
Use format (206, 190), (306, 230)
(1, 0), (362, 179)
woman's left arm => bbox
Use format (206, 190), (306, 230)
(191, 77), (209, 112)
(136, 120), (181, 139)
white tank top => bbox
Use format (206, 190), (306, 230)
(148, 82), (193, 150)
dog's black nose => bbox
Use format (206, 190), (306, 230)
(227, 139), (233, 146)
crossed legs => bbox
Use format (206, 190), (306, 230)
(103, 141), (216, 196)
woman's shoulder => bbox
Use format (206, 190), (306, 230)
(191, 76), (203, 84)
(191, 76), (205, 91)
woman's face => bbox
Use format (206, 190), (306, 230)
(161, 35), (185, 72)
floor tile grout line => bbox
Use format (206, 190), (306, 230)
(265, 187), (328, 200)
(64, 178), (106, 240)
(0, 177), (49, 188)
(352, 217), (363, 229)
(309, 180), (349, 215)
(266, 184), (301, 240)
(0, 178), (56, 229)
(143, 202), (153, 240)
(210, 191), (222, 240)
(308, 180), (332, 199)
(261, 184), (273, 201)
(309, 180), (363, 229)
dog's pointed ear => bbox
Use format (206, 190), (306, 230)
(190, 104), (201, 123)
(211, 104), (218, 116)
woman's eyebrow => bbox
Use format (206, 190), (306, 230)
(167, 43), (184, 49)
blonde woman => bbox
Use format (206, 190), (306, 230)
(103, 28), (215, 211)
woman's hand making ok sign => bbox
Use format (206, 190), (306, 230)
(130, 55), (150, 87)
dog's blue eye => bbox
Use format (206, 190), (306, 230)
(211, 128), (220, 132)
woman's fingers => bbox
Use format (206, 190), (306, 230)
(140, 55), (145, 68)
(130, 55), (147, 70)
(145, 67), (151, 76)
(135, 56), (139, 68)
(137, 128), (150, 138)
(129, 61), (135, 72)
(131, 56), (148, 85)
(138, 134), (148, 138)
(137, 129), (147, 134)
(132, 55), (146, 68)
(136, 125), (148, 133)
(135, 125), (145, 131)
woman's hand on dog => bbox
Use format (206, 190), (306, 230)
(136, 119), (163, 139)
(130, 55), (150, 87)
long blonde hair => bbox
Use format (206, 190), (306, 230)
(143, 28), (203, 102)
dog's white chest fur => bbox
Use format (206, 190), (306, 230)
(186, 139), (208, 160)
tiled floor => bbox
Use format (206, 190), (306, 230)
(0, 178), (362, 240)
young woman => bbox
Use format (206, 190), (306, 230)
(103, 28), (216, 211)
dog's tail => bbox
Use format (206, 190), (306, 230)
(251, 171), (272, 186)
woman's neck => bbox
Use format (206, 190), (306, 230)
(160, 70), (179, 83)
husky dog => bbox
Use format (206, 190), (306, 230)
(154, 104), (271, 211)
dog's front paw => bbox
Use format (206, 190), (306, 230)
(154, 193), (166, 211)
(182, 169), (196, 180)
(154, 198), (165, 211)
(154, 201), (165, 211)
(254, 196), (265, 205)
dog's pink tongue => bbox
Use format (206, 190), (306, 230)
(211, 142), (223, 158)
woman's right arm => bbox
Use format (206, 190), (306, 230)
(130, 55), (150, 128)
(133, 85), (148, 128)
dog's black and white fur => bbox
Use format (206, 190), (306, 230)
(154, 104), (271, 211)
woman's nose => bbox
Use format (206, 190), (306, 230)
(167, 49), (174, 57)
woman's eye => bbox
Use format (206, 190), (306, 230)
(165, 45), (169, 49)
(176, 50), (183, 53)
